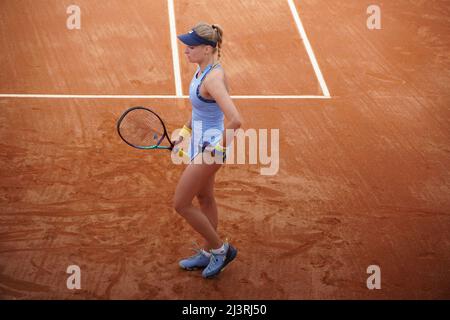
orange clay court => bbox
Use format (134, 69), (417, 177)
(0, 0), (449, 299)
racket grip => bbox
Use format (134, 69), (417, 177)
(174, 147), (190, 160)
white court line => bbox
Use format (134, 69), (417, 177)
(0, 94), (330, 100)
(0, 1), (331, 101)
(287, 0), (331, 98)
(167, 0), (182, 97)
(231, 95), (330, 99)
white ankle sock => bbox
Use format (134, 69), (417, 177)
(201, 249), (211, 257)
(211, 244), (226, 255)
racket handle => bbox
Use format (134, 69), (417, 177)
(174, 147), (190, 160)
(179, 149), (189, 158)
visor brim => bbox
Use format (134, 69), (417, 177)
(177, 33), (204, 46)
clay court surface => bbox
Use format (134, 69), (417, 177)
(1, 0), (449, 299)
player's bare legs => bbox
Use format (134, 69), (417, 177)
(174, 162), (222, 249)
(196, 173), (219, 250)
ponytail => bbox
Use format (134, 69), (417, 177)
(193, 22), (224, 59)
(211, 24), (223, 59)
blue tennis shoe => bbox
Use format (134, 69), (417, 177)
(179, 249), (211, 270)
(202, 243), (237, 278)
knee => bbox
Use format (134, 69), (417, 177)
(173, 200), (184, 215)
(197, 193), (215, 207)
(173, 198), (189, 216)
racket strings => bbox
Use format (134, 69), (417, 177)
(119, 109), (165, 147)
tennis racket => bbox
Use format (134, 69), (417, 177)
(117, 106), (188, 158)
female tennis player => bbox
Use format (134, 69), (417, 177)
(173, 22), (242, 278)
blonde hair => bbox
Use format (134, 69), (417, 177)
(193, 22), (224, 59)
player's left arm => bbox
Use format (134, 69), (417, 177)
(204, 71), (242, 148)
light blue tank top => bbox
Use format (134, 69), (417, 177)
(188, 63), (224, 160)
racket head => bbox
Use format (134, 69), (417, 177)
(117, 106), (173, 150)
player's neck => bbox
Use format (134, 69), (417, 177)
(198, 57), (216, 74)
